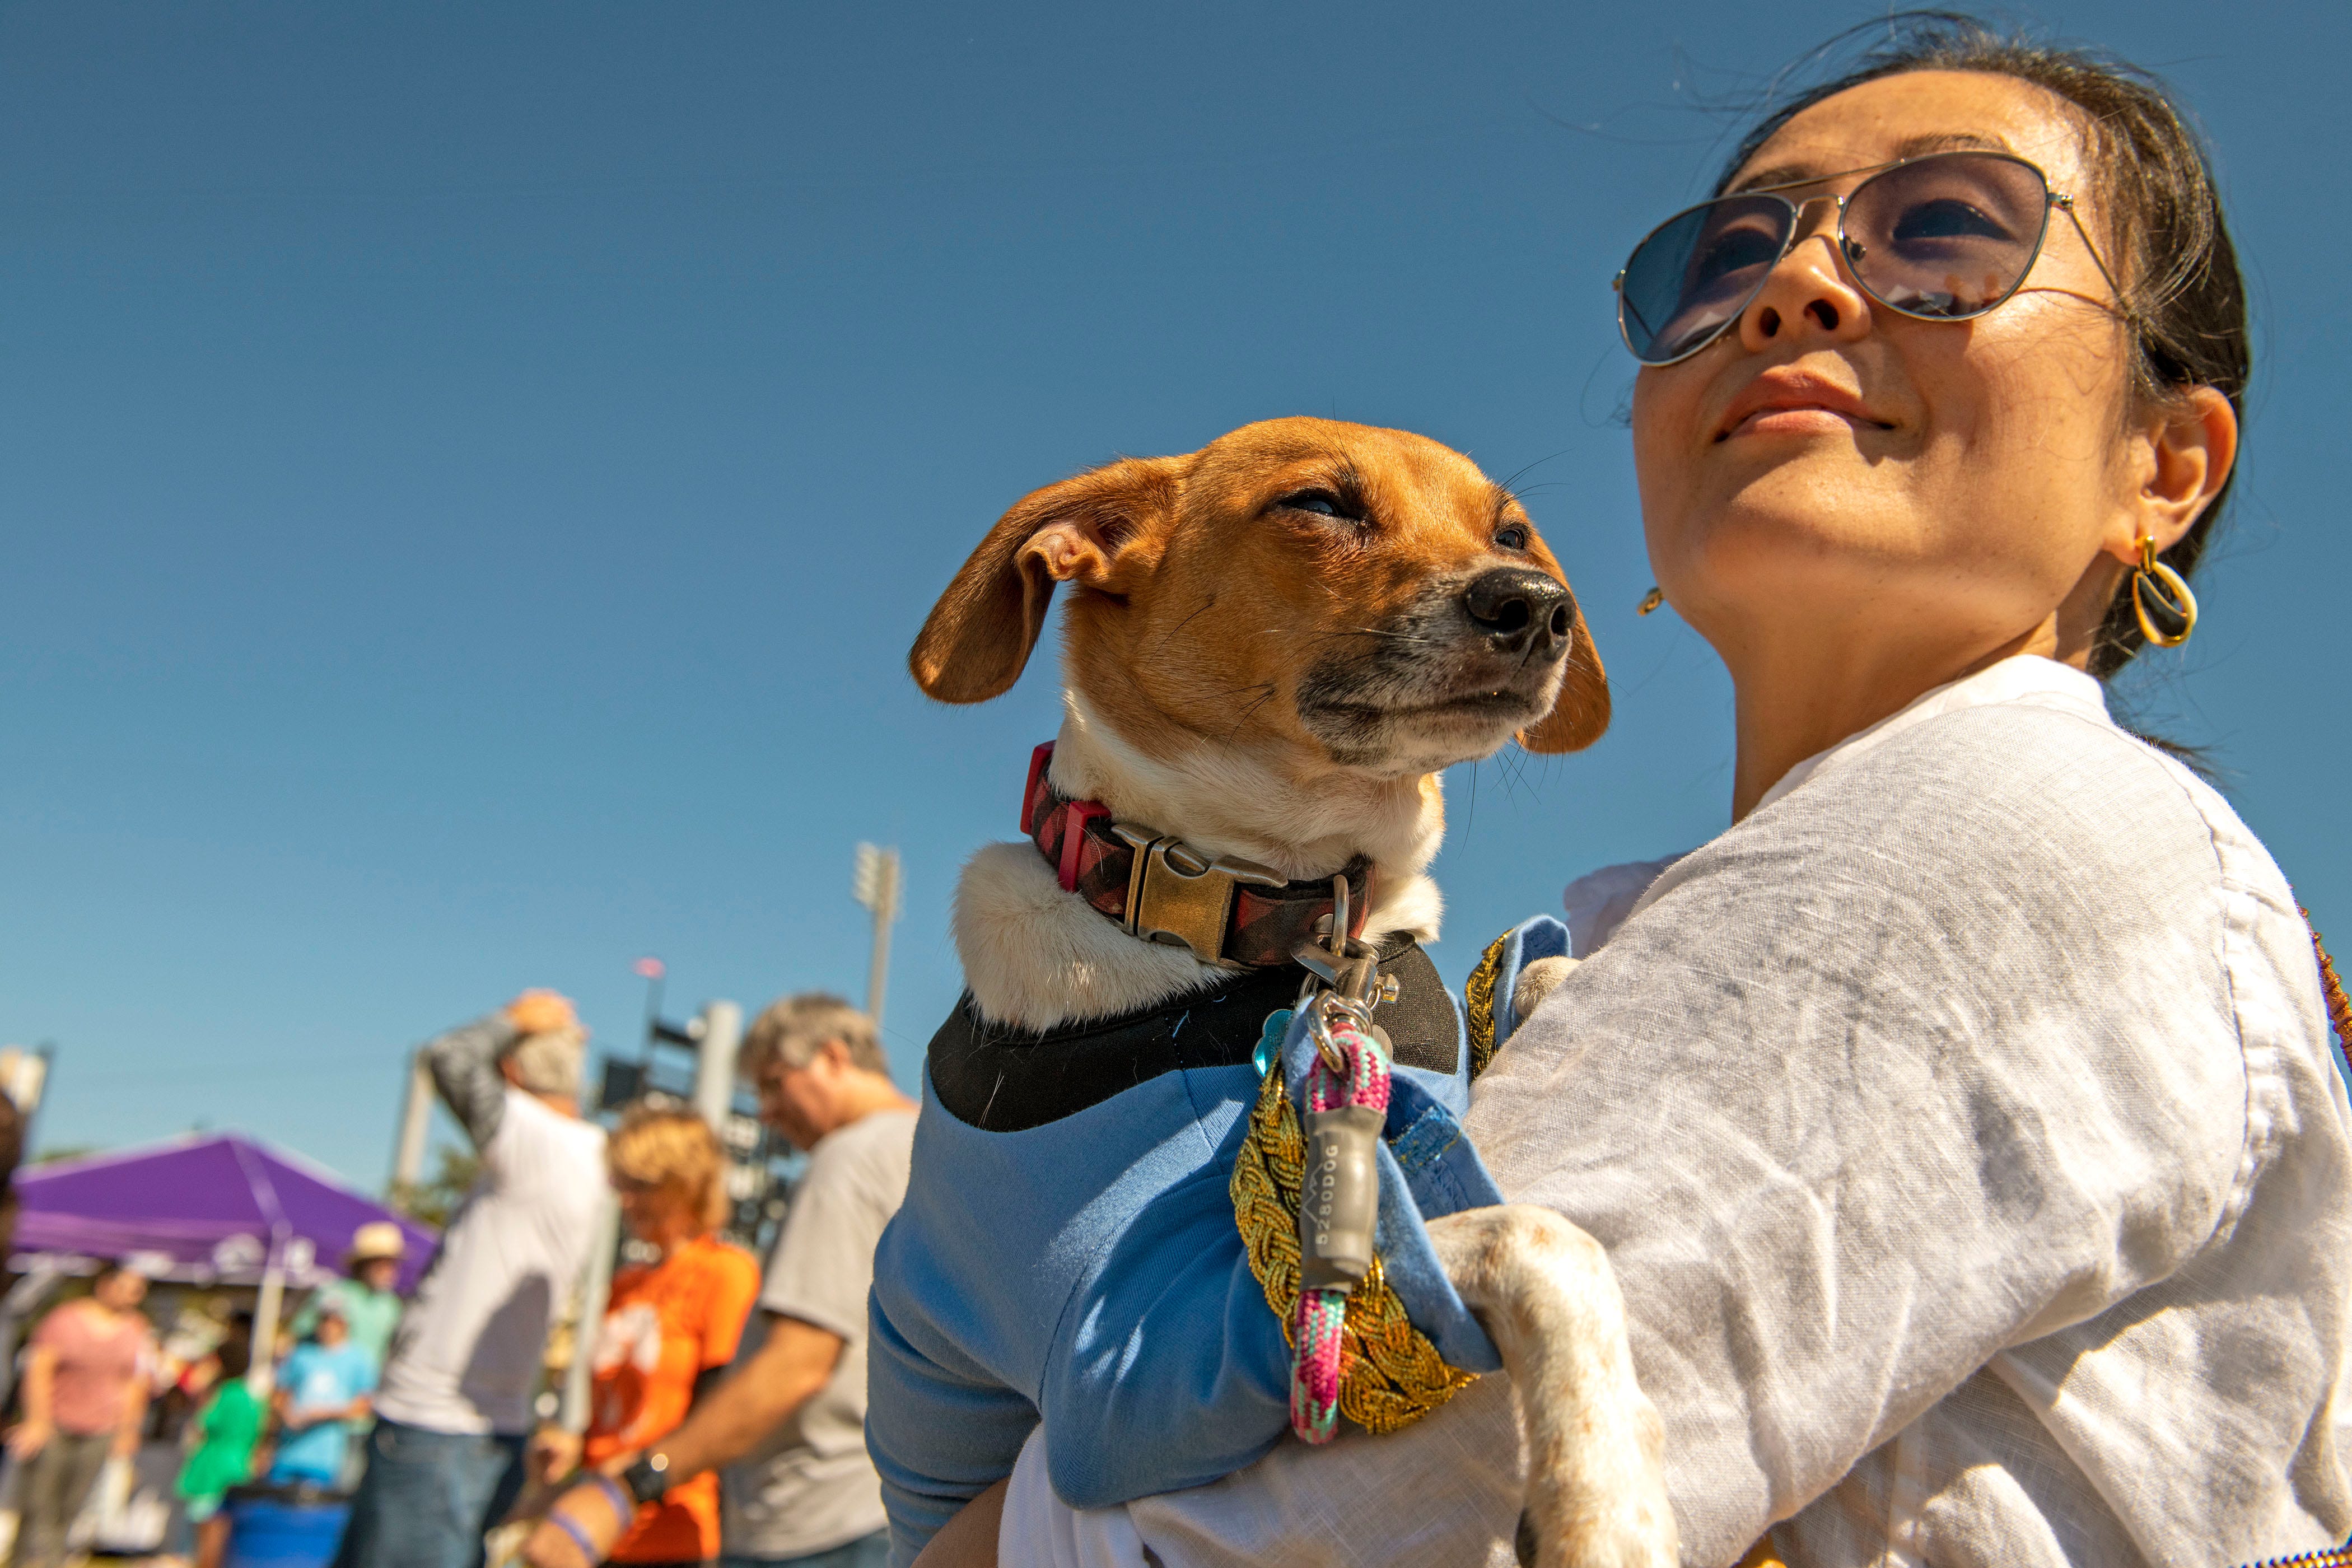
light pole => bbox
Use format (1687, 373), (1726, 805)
(691, 1001), (743, 1132)
(852, 843), (902, 1033)
(389, 1052), (433, 1196)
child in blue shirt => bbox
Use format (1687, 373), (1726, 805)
(267, 1301), (376, 1489)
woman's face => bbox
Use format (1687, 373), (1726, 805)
(1632, 70), (2181, 668)
(614, 1175), (701, 1248)
(95, 1270), (147, 1312)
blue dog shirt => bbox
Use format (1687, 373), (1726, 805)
(866, 939), (1519, 1567)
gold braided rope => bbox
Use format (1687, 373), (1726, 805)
(2302, 914), (2352, 1054)
(1230, 1060), (1479, 1435)
(1464, 928), (1511, 1080)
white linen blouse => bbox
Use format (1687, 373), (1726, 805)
(1000, 655), (2352, 1567)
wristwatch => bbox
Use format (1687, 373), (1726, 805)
(619, 1450), (674, 1506)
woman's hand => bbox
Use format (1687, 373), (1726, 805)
(7, 1419), (53, 1459)
(529, 1425), (583, 1486)
(520, 1476), (631, 1568)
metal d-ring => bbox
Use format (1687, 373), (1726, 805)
(1308, 992), (1376, 1074)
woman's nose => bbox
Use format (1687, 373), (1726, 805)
(1737, 200), (1872, 353)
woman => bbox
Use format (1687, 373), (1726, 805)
(524, 1105), (759, 1568)
(6, 1261), (157, 1568)
(938, 17), (2351, 1568)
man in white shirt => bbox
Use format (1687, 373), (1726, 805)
(522, 992), (916, 1568)
(334, 990), (609, 1568)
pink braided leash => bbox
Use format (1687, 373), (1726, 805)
(1289, 1014), (1390, 1443)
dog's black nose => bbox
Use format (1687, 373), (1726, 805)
(1462, 567), (1572, 654)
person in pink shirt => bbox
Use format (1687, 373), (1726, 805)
(7, 1260), (157, 1568)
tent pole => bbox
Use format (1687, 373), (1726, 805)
(558, 1194), (619, 1432)
(248, 1241), (287, 1396)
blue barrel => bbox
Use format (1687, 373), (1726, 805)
(223, 1495), (352, 1568)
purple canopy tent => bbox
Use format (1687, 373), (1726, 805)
(8, 1133), (439, 1390)
(12, 1132), (436, 1291)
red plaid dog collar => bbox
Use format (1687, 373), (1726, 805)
(1021, 742), (1373, 970)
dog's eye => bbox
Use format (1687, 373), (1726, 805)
(1495, 525), (1529, 550)
(1277, 489), (1357, 521)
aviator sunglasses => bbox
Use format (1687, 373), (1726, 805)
(1614, 149), (2129, 366)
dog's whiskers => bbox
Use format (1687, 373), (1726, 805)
(1222, 685), (1281, 741)
(1154, 595), (1219, 656)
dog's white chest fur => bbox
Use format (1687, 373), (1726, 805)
(951, 697), (1444, 1033)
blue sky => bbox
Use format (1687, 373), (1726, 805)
(5, 1), (2346, 1187)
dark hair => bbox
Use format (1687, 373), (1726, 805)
(1716, 12), (2248, 678)
(213, 1326), (252, 1382)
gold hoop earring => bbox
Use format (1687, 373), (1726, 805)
(2131, 534), (2197, 648)
(1636, 586), (1664, 617)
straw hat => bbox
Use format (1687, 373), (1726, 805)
(347, 1221), (407, 1268)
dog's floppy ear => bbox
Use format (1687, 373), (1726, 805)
(1516, 587), (1610, 753)
(909, 456), (1182, 704)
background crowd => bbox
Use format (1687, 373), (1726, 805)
(0, 988), (914, 1568)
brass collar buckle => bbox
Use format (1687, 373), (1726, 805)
(1110, 824), (1286, 967)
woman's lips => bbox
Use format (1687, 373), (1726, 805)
(1714, 372), (1891, 442)
(1725, 405), (1872, 439)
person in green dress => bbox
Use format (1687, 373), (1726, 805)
(175, 1319), (262, 1568)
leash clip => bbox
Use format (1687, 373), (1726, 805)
(1298, 879), (1402, 1034)
(1291, 874), (1397, 1071)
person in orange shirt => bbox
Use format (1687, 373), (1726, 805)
(535, 1104), (759, 1568)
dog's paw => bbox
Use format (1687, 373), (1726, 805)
(1510, 955), (1577, 1030)
(1519, 1491), (1679, 1568)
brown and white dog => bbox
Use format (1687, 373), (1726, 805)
(910, 417), (1676, 1567)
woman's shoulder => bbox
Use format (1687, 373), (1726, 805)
(1720, 690), (2322, 1070)
(1788, 693), (2229, 885)
(1871, 693), (2302, 918)
(1619, 691), (2259, 1018)
(699, 1236), (759, 1284)
(665, 1235), (759, 1296)
(35, 1299), (102, 1342)
(211, 1379), (263, 1417)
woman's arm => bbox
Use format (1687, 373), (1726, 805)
(526, 1280), (828, 1568)
(625, 1312), (842, 1480)
(912, 1478), (1008, 1568)
(8, 1343), (56, 1457)
(113, 1365), (150, 1459)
